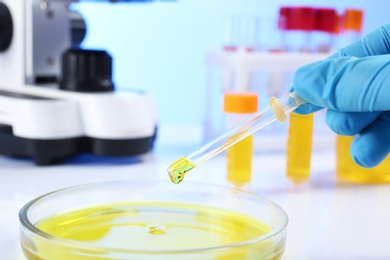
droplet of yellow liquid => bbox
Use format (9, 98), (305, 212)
(147, 225), (166, 235)
(167, 157), (195, 184)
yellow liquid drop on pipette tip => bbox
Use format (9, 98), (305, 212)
(167, 157), (196, 184)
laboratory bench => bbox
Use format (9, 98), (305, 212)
(1, 124), (390, 260)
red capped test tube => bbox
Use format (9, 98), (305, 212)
(267, 6), (290, 52)
(286, 7), (316, 52)
(315, 8), (337, 53)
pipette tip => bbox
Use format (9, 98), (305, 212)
(167, 157), (195, 184)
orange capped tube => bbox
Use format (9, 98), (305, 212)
(224, 92), (258, 187)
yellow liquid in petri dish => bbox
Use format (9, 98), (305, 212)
(286, 113), (314, 184)
(28, 202), (280, 260)
(227, 135), (253, 187)
(336, 135), (390, 183)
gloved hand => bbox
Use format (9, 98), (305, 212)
(292, 24), (390, 168)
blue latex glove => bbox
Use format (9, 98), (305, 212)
(292, 24), (390, 168)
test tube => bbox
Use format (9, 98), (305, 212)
(223, 16), (260, 52)
(286, 7), (315, 53)
(223, 16), (240, 52)
(315, 8), (337, 53)
(241, 16), (260, 52)
(283, 7), (315, 184)
(286, 112), (314, 184)
(332, 13), (343, 51)
(265, 6), (289, 52)
(336, 9), (367, 183)
(340, 9), (363, 47)
(336, 136), (390, 184)
(224, 92), (258, 187)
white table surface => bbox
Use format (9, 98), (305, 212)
(1, 125), (390, 260)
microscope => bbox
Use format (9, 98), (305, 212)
(0, 0), (165, 165)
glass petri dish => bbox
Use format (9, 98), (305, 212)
(19, 181), (288, 260)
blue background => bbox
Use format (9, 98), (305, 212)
(72, 0), (390, 126)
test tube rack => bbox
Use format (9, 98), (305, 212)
(206, 50), (329, 93)
(204, 50), (333, 153)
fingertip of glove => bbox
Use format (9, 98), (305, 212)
(352, 150), (377, 168)
(351, 137), (384, 168)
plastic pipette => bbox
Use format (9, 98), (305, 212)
(167, 92), (307, 184)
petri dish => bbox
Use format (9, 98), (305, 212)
(19, 181), (288, 260)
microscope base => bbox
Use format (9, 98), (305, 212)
(0, 125), (156, 165)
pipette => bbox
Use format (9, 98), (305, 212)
(167, 91), (307, 184)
